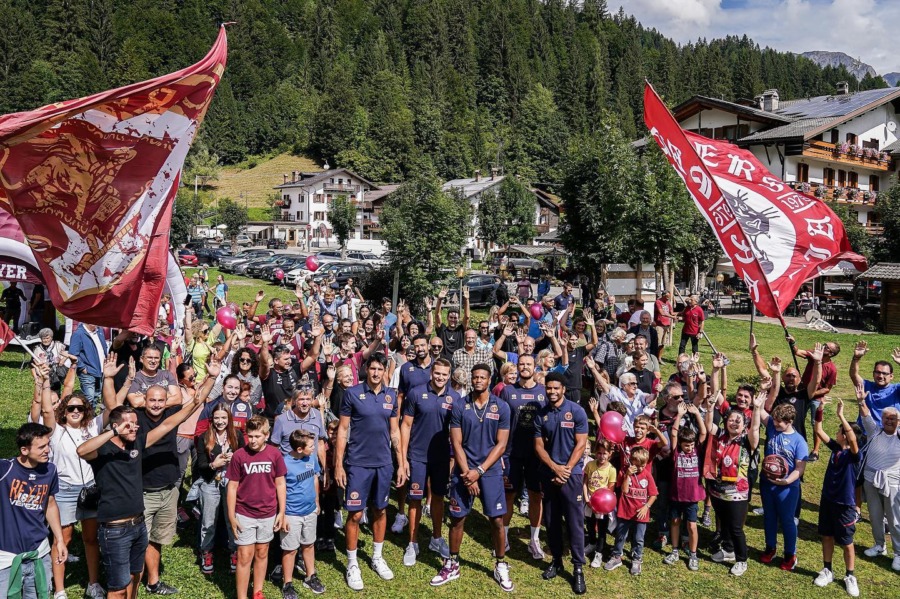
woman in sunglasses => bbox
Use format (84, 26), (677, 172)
(34, 354), (127, 599)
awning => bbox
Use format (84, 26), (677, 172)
(244, 225), (271, 235)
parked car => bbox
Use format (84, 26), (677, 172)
(194, 247), (231, 266)
(446, 274), (502, 307)
(267, 238), (288, 249)
(267, 257), (308, 282)
(219, 249), (274, 273)
(235, 234), (253, 246)
(184, 240), (208, 251)
(237, 256), (281, 277)
(177, 249), (198, 267)
(247, 256), (295, 279)
(311, 262), (373, 288)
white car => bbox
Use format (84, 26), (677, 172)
(285, 267), (313, 285)
(235, 234), (252, 246)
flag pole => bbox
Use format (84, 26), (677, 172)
(673, 287), (719, 355)
(13, 334), (41, 362)
(749, 298), (800, 370)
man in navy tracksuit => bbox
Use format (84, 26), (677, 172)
(534, 372), (589, 595)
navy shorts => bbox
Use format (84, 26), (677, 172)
(99, 520), (149, 591)
(818, 501), (857, 546)
(345, 464), (393, 512)
(503, 456), (541, 494)
(669, 500), (700, 523)
(407, 459), (450, 501)
(448, 474), (507, 519)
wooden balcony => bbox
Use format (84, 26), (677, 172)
(865, 224), (884, 235)
(322, 183), (361, 194)
(803, 140), (890, 171)
(790, 182), (878, 206)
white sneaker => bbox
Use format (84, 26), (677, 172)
(591, 552), (604, 568)
(527, 539), (545, 560)
(371, 556), (394, 580)
(844, 574), (859, 597)
(346, 562), (364, 591)
(493, 561), (514, 592)
(84, 583), (106, 599)
(730, 561), (748, 576)
(519, 498), (529, 516)
(403, 543), (419, 567)
(66, 554), (80, 563)
(54, 592), (67, 599)
(391, 514), (408, 534)
(864, 544), (886, 557)
(334, 511), (344, 530)
(711, 549), (736, 563)
(893, 555), (900, 571)
(814, 568), (834, 587)
(794, 517), (800, 526)
(752, 507), (765, 515)
(429, 537), (451, 559)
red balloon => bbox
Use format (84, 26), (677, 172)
(216, 307), (237, 330)
(599, 411), (626, 443)
(529, 303), (544, 320)
(275, 268), (285, 280)
(305, 255), (320, 272)
(590, 488), (617, 515)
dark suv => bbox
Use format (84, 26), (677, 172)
(446, 274), (502, 307)
(311, 262), (373, 287)
(267, 239), (287, 249)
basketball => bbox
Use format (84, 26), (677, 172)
(762, 454), (789, 480)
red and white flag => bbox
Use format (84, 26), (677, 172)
(0, 27), (228, 335)
(643, 83), (867, 323)
(0, 319), (15, 355)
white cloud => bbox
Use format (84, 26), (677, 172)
(618, 0), (900, 75)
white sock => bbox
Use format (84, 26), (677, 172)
(347, 549), (358, 565)
(373, 542), (384, 559)
(531, 526), (540, 542)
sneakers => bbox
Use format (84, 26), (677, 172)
(780, 555), (798, 571)
(844, 574), (859, 597)
(711, 550), (736, 563)
(760, 547), (777, 564)
(527, 539), (545, 560)
(584, 543), (596, 557)
(687, 554), (700, 571)
(572, 567), (586, 595)
(269, 565), (284, 587)
(808, 452), (819, 462)
(371, 557), (394, 580)
(701, 509), (712, 528)
(390, 513), (408, 534)
(302, 574), (326, 595)
(54, 592), (68, 599)
(651, 535), (668, 551)
(731, 561), (748, 576)
(863, 544), (886, 557)
(84, 584), (105, 599)
(892, 555), (900, 571)
(316, 539), (335, 553)
(346, 563), (364, 591)
(200, 551), (214, 575)
(814, 568), (834, 587)
(230, 552), (238, 573)
(281, 582), (298, 599)
(752, 507), (765, 516)
(144, 582), (178, 595)
(430, 559), (461, 586)
(493, 561), (514, 592)
(490, 539), (511, 558)
(591, 553), (604, 568)
(663, 550), (680, 565)
(403, 543), (419, 567)
(295, 560), (306, 577)
(428, 537), (451, 559)
(604, 555), (623, 571)
(629, 559), (642, 575)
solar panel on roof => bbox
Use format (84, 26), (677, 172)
(776, 88), (898, 119)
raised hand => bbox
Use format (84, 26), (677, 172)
(676, 401), (687, 417)
(752, 390), (767, 409)
(128, 357), (136, 380)
(462, 286), (470, 300)
(103, 352), (123, 378)
(768, 356), (782, 372)
(691, 352), (701, 364)
(854, 340), (868, 359)
(438, 287), (448, 300)
(854, 383), (866, 403)
(749, 333), (759, 352)
(583, 308), (593, 322)
(759, 375), (772, 391)
(588, 396), (599, 414)
(234, 323), (247, 342)
(424, 296), (434, 311)
(207, 358), (222, 378)
(326, 364), (336, 381)
(322, 337), (334, 357)
(260, 324), (273, 345)
(294, 282), (304, 301)
(310, 324), (325, 338)
(892, 347), (900, 365)
(809, 342), (824, 362)
(836, 398), (845, 419)
(713, 353), (726, 369)
(255, 290), (265, 302)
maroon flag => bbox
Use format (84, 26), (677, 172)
(0, 318), (15, 356)
(0, 28), (228, 335)
(643, 83), (867, 322)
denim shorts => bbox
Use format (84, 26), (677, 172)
(99, 520), (149, 591)
(0, 554), (51, 599)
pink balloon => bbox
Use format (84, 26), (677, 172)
(275, 268), (285, 280)
(529, 303), (544, 320)
(599, 411), (626, 443)
(590, 488), (617, 515)
(227, 301), (239, 313)
(305, 255), (320, 272)
(216, 307), (237, 330)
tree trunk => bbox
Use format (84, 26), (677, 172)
(634, 262), (643, 304)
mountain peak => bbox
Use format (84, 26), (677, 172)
(800, 51), (876, 81)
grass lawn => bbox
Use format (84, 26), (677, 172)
(1, 271), (898, 598)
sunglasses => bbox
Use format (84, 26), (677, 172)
(430, 345), (443, 349)
(239, 358), (252, 363)
(66, 405), (86, 413)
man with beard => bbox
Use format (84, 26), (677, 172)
(534, 372), (588, 595)
(434, 286), (470, 360)
(400, 359), (457, 566)
(500, 354), (547, 560)
(127, 346), (180, 408)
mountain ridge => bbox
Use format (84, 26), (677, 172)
(800, 51), (876, 81)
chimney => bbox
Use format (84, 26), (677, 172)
(474, 169), (481, 182)
(283, 173), (288, 185)
(490, 167), (499, 180)
(292, 170), (298, 183)
(836, 81), (850, 95)
(762, 89), (779, 112)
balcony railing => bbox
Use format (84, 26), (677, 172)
(803, 140), (890, 171)
(322, 183), (361, 194)
(789, 182), (878, 205)
(865, 224), (884, 235)
(275, 213), (307, 223)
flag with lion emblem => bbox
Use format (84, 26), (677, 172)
(0, 27), (228, 335)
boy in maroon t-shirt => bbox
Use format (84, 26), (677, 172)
(227, 416), (287, 599)
(617, 415), (668, 472)
(606, 447), (658, 575)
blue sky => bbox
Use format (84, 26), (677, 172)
(619, 0), (897, 74)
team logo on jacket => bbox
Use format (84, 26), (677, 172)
(490, 404), (498, 412)
(129, 450), (139, 459)
(723, 456), (733, 467)
(350, 491), (359, 500)
(639, 479), (649, 488)
(564, 412), (572, 421)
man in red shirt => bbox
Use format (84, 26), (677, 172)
(654, 291), (674, 362)
(788, 335), (839, 461)
(678, 295), (704, 355)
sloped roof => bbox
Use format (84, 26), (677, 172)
(883, 139), (900, 154)
(777, 87), (900, 119)
(273, 168), (378, 190)
(859, 262), (900, 281)
(739, 118), (835, 142)
(442, 176), (506, 199)
(673, 95), (792, 125)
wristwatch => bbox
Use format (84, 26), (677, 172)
(476, 466), (485, 476)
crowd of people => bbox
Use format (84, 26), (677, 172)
(3, 278), (900, 599)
